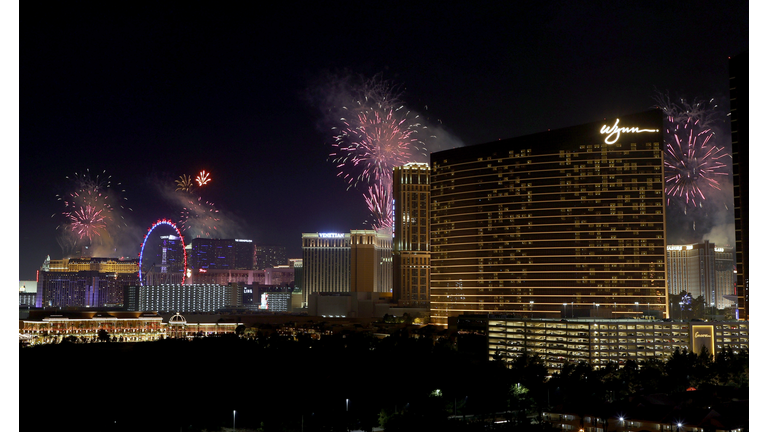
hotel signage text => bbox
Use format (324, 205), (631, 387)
(319, 233), (345, 238)
(600, 119), (659, 144)
(691, 325), (715, 360)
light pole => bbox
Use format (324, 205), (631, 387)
(233, 410), (236, 432)
(563, 303), (567, 318)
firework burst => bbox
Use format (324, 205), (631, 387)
(332, 105), (426, 189)
(196, 170), (212, 187)
(364, 182), (394, 231)
(655, 94), (729, 208)
(53, 170), (131, 254)
(175, 174), (196, 193)
(327, 74), (428, 229)
(67, 205), (107, 241)
(663, 116), (728, 206)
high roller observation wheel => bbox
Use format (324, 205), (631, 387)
(139, 219), (187, 286)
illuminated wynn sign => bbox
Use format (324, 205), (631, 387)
(599, 119), (659, 144)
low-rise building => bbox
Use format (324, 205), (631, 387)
(460, 315), (748, 372)
(20, 312), (165, 344)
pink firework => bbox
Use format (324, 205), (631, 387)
(332, 106), (425, 189)
(664, 116), (728, 206)
(67, 205), (107, 241)
(325, 74), (429, 229)
(364, 182), (394, 230)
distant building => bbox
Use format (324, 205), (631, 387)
(302, 233), (351, 305)
(289, 258), (303, 294)
(393, 162), (430, 307)
(730, 52), (749, 320)
(666, 242), (735, 309)
(302, 230), (393, 307)
(265, 265), (294, 286)
(19, 280), (37, 307)
(187, 268), (260, 285)
(350, 229), (392, 295)
(471, 315), (749, 373)
(20, 311), (243, 344)
(19, 292), (36, 306)
(21, 312), (165, 343)
(124, 283), (242, 313)
(257, 290), (293, 312)
(36, 256), (139, 308)
(255, 244), (287, 270)
(188, 238), (255, 271)
(19, 281), (37, 293)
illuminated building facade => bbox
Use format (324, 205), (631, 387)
(479, 315), (748, 373)
(124, 283), (242, 313)
(302, 230), (392, 307)
(36, 256), (139, 308)
(21, 312), (165, 344)
(666, 242), (735, 309)
(19, 311), (243, 345)
(350, 229), (393, 294)
(730, 52), (749, 320)
(188, 238), (255, 271)
(393, 162), (431, 307)
(42, 256), (140, 274)
(255, 244), (287, 270)
(301, 233), (351, 305)
(430, 111), (668, 325)
(290, 258), (303, 294)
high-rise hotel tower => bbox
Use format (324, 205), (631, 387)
(393, 163), (431, 307)
(430, 111), (668, 325)
(301, 229), (393, 306)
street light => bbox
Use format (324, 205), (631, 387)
(233, 410), (236, 432)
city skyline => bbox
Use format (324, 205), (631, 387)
(20, 2), (748, 280)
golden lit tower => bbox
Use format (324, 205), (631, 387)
(430, 111), (668, 326)
(393, 163), (431, 307)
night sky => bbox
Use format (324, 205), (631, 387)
(19, 2), (749, 280)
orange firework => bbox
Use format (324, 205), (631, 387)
(196, 170), (211, 186)
(175, 174), (196, 193)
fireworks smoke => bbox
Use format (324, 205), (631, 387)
(179, 196), (221, 238)
(154, 176), (248, 240)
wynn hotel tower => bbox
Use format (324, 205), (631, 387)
(429, 110), (668, 326)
